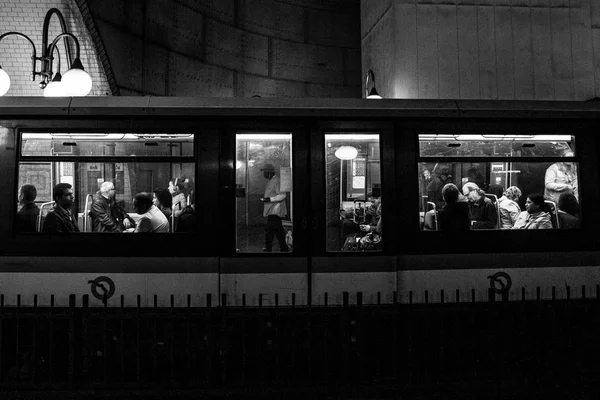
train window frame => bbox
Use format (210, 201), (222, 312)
(12, 128), (208, 257)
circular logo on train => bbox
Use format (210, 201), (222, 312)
(487, 272), (512, 294)
(88, 276), (116, 301)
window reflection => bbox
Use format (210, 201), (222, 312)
(236, 133), (293, 253)
(326, 134), (381, 252)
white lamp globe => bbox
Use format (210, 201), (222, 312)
(62, 58), (92, 96)
(43, 80), (67, 97)
(335, 145), (358, 160)
(0, 67), (11, 96)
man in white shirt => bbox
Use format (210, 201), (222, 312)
(260, 163), (289, 252)
(128, 192), (169, 233)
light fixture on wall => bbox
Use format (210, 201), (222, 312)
(365, 70), (382, 99)
(0, 8), (92, 97)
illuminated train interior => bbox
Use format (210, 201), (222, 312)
(1, 98), (599, 307)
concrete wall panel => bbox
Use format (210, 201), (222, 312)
(495, 6), (515, 99)
(361, 0), (392, 39)
(177, 0), (235, 25)
(531, 7), (554, 99)
(571, 1), (594, 100)
(362, 8), (394, 98)
(438, 5), (460, 99)
(477, 4), (497, 99)
(205, 19), (268, 75)
(273, 39), (344, 85)
(238, 0), (305, 42)
(95, 20), (143, 93)
(393, 4), (418, 98)
(512, 7), (534, 100)
(457, 5), (479, 99)
(416, 5), (438, 99)
(87, 0), (144, 36)
(551, 7), (574, 100)
(168, 53), (234, 97)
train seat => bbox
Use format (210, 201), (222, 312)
(484, 194), (500, 229)
(544, 200), (559, 229)
(424, 201), (438, 230)
(36, 201), (55, 232)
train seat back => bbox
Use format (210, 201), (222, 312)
(484, 194), (500, 229)
(37, 201), (55, 232)
(424, 201), (438, 230)
(544, 200), (559, 229)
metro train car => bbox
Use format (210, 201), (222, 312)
(0, 97), (599, 307)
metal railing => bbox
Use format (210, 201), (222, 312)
(0, 288), (599, 397)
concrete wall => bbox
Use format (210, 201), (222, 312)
(84, 0), (361, 97)
(362, 0), (600, 100)
(0, 0), (111, 96)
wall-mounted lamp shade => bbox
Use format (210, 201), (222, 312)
(43, 72), (66, 97)
(335, 145), (358, 160)
(0, 67), (10, 96)
(366, 87), (382, 99)
(365, 69), (382, 99)
(61, 58), (92, 96)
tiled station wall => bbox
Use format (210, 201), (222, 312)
(362, 0), (600, 100)
(0, 0), (111, 96)
(83, 0), (361, 97)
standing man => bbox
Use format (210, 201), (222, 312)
(90, 181), (132, 232)
(260, 163), (289, 252)
(42, 183), (80, 233)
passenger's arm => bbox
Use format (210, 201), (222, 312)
(172, 196), (187, 218)
(545, 166), (570, 192)
(537, 215), (553, 229)
(472, 202), (497, 230)
(134, 217), (152, 233)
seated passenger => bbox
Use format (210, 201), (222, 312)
(153, 187), (173, 220)
(498, 186), (522, 229)
(127, 192), (169, 233)
(512, 193), (553, 230)
(17, 184), (40, 232)
(360, 203), (382, 235)
(462, 183), (497, 230)
(42, 183), (80, 233)
(438, 183), (470, 232)
(90, 181), (133, 232)
(557, 192), (581, 230)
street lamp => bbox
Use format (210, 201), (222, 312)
(0, 8), (92, 97)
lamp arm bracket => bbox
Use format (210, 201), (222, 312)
(0, 32), (37, 81)
(41, 8), (74, 74)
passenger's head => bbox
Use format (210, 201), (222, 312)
(53, 183), (74, 209)
(261, 163), (276, 179)
(462, 182), (483, 201)
(441, 183), (460, 204)
(525, 193), (546, 214)
(100, 181), (116, 199)
(133, 192), (153, 215)
(558, 192), (580, 217)
(438, 166), (451, 181)
(168, 177), (186, 195)
(153, 187), (172, 209)
(18, 184), (37, 205)
(504, 186), (522, 201)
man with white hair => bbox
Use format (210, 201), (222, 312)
(90, 181), (133, 232)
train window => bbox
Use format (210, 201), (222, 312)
(16, 133), (195, 233)
(235, 133), (293, 253)
(325, 134), (381, 252)
(419, 134), (580, 231)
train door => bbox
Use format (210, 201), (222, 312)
(220, 126), (311, 306)
(309, 122), (398, 305)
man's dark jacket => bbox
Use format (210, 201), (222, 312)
(90, 192), (127, 232)
(42, 205), (80, 233)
